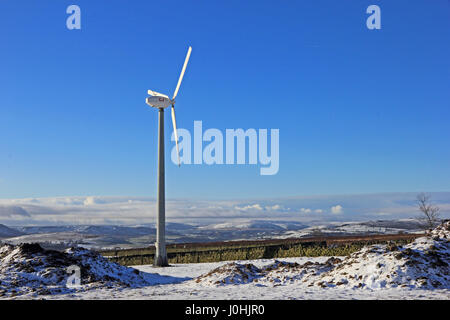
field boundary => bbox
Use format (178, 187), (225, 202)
(99, 233), (425, 266)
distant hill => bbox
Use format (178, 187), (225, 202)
(0, 224), (25, 238)
(2, 219), (425, 250)
(14, 225), (160, 237)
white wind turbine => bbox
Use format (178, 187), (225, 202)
(145, 46), (192, 266)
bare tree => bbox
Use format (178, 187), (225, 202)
(416, 193), (440, 230)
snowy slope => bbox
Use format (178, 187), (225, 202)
(194, 220), (450, 290)
(0, 243), (187, 297)
(278, 219), (424, 239)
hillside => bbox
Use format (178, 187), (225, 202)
(0, 224), (24, 239)
(1, 219), (425, 250)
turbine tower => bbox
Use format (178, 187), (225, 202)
(145, 46), (192, 267)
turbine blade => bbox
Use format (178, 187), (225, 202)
(171, 105), (181, 166)
(148, 90), (169, 99)
(172, 46), (192, 101)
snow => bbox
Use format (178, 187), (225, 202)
(18, 256), (447, 300)
(1, 221), (449, 300)
(0, 243), (187, 297)
(311, 237), (449, 290)
(277, 220), (424, 239)
(3, 232), (98, 245)
(192, 221), (450, 291)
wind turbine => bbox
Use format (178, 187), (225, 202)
(145, 46), (192, 267)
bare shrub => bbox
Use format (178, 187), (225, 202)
(416, 193), (440, 230)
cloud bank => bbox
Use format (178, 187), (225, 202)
(0, 192), (449, 226)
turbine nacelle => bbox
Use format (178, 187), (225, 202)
(146, 94), (173, 109)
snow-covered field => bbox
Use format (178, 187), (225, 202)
(8, 256), (447, 300)
(1, 221), (449, 300)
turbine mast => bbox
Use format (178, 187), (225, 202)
(155, 107), (168, 266)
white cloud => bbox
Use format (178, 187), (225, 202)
(235, 204), (263, 211)
(331, 205), (343, 214)
(299, 208), (324, 214)
(375, 212), (391, 216)
(83, 197), (96, 206)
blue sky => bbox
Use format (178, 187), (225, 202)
(0, 0), (449, 200)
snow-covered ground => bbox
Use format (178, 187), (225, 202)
(1, 221), (449, 300)
(11, 256), (448, 300)
(276, 220), (424, 239)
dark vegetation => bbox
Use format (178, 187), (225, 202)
(99, 233), (423, 266)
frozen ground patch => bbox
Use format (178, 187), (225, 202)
(0, 243), (188, 297)
(194, 221), (450, 290)
(194, 258), (340, 286)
